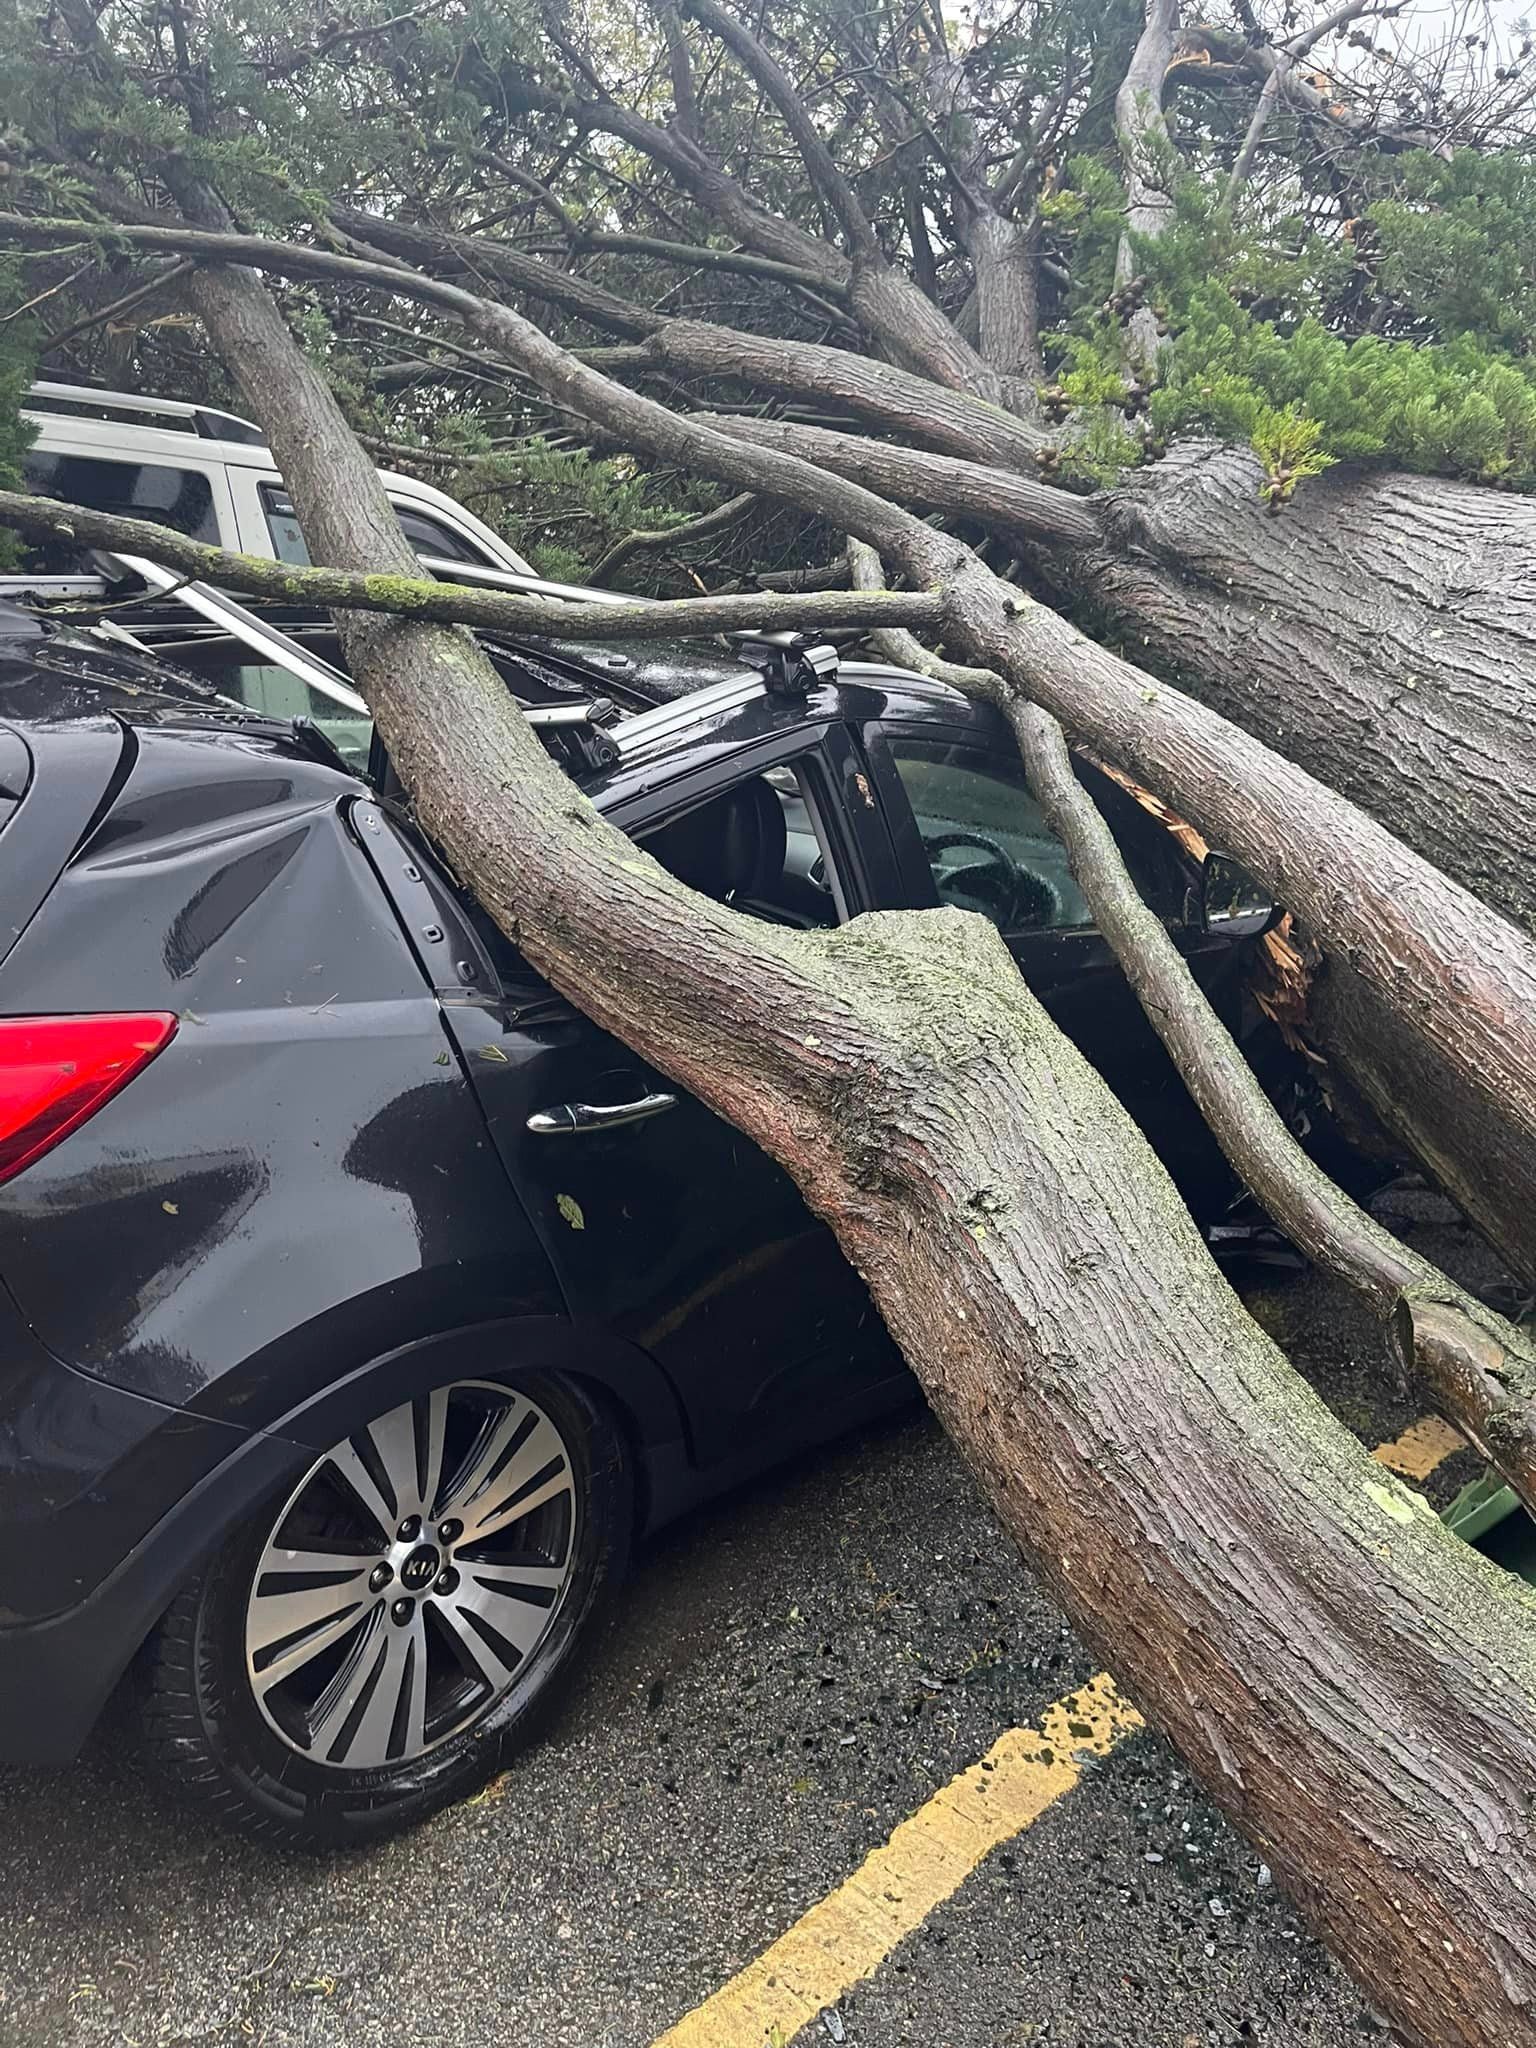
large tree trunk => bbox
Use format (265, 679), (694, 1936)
(15, 205), (1536, 1284)
(704, 412), (1536, 1270)
(1090, 442), (1536, 938)
(185, 250), (1536, 2048)
(1082, 446), (1536, 1269)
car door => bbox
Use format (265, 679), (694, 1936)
(421, 710), (908, 1466)
(862, 708), (1246, 1205)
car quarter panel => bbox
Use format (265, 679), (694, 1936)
(0, 722), (563, 1427)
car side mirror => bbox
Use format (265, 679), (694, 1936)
(1200, 851), (1280, 939)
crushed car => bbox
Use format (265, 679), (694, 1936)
(0, 559), (1326, 1843)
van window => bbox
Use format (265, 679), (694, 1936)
(261, 484), (490, 568)
(24, 452), (218, 548)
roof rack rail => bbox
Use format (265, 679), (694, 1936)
(0, 573), (111, 602)
(520, 698), (618, 729)
(24, 381), (268, 447)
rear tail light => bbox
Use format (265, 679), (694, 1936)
(0, 1013), (178, 1185)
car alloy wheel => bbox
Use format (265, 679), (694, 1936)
(143, 1370), (625, 1844)
(245, 1379), (579, 1770)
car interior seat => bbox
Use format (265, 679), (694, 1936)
(643, 777), (805, 921)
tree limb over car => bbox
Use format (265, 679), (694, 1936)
(0, 490), (942, 644)
(8, 0), (1536, 2034)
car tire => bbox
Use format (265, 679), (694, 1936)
(141, 1371), (627, 1846)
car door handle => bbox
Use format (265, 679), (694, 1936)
(525, 1091), (678, 1135)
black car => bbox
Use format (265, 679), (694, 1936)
(0, 587), (1285, 1844)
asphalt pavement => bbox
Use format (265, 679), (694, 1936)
(0, 1196), (1513, 2048)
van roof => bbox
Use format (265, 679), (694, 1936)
(25, 381), (267, 447)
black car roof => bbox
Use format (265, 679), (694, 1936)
(0, 600), (987, 777)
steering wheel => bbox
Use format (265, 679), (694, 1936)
(923, 829), (1027, 923)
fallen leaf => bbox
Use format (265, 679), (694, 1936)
(556, 1193), (585, 1230)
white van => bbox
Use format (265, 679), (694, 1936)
(20, 381), (539, 577)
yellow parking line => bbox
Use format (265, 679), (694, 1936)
(650, 1672), (1142, 2048)
(652, 1414), (1461, 2048)
(1372, 1414), (1465, 1481)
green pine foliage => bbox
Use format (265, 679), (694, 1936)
(1049, 145), (1536, 495)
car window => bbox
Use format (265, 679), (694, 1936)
(392, 507), (486, 564)
(134, 638), (374, 772)
(884, 734), (1092, 933)
(23, 451), (218, 551)
(639, 763), (846, 929)
(261, 484), (491, 568)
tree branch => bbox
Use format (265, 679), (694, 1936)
(559, 87), (850, 283)
(572, 230), (852, 298)
(698, 413), (1096, 550)
(636, 321), (1047, 470)
(587, 491), (758, 584)
(330, 209), (666, 339)
(0, 490), (941, 641)
(657, 1), (700, 140)
(37, 258), (196, 355)
(682, 0), (880, 258)
(1224, 1), (1407, 200)
(1224, 67), (1285, 203)
(1115, 0), (1181, 370)
(1010, 699), (1536, 1515)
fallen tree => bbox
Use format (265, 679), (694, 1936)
(7, 0), (1536, 2036)
(11, 208), (1536, 1287)
(98, 202), (1536, 2048)
(17, 472), (1536, 1511)
(16, 470), (1536, 1495)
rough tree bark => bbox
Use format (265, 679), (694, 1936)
(1089, 442), (1536, 938)
(11, 208), (1536, 1289)
(149, 242), (1536, 2048)
(844, 537), (1536, 1505)
(1113, 0), (1179, 371)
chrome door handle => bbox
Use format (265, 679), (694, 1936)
(525, 1091), (678, 1135)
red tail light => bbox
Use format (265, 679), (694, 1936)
(0, 1013), (178, 1185)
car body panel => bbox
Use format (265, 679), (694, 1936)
(0, 1272), (262, 1627)
(0, 714), (564, 1427)
(0, 607), (1288, 1767)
